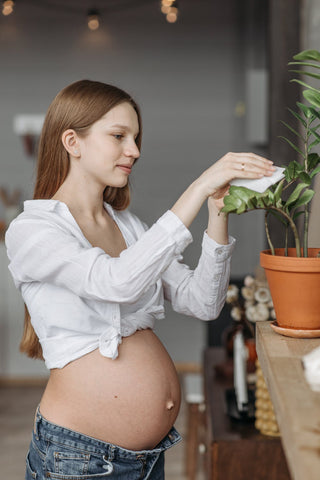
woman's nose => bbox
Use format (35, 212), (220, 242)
(124, 141), (140, 159)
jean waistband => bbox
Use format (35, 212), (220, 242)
(33, 406), (181, 460)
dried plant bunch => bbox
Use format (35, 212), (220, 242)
(221, 49), (320, 258)
(226, 271), (275, 329)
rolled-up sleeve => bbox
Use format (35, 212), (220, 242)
(162, 232), (236, 320)
(5, 210), (193, 304)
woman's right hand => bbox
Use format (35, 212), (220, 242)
(171, 152), (275, 229)
(196, 152), (275, 200)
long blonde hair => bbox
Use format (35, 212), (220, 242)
(20, 80), (142, 359)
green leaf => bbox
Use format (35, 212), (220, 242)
(288, 61), (320, 70)
(229, 188), (261, 212)
(278, 136), (304, 157)
(284, 161), (304, 181)
(220, 205), (234, 214)
(310, 164), (320, 178)
(285, 182), (308, 208)
(308, 108), (320, 120)
(309, 124), (320, 134)
(298, 172), (312, 185)
(292, 210), (305, 220)
(303, 90), (320, 109)
(236, 202), (247, 214)
(292, 189), (315, 209)
(309, 126), (320, 141)
(293, 50), (320, 62)
(256, 196), (266, 208)
(297, 102), (314, 118)
(228, 186), (255, 203)
(222, 194), (243, 214)
(307, 153), (320, 170)
(289, 70), (320, 81)
(308, 138), (320, 152)
(267, 190), (275, 203)
(224, 195), (242, 209)
(247, 197), (257, 210)
(280, 120), (304, 140)
(291, 78), (320, 93)
(273, 178), (285, 201)
(288, 108), (307, 128)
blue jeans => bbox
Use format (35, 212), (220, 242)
(25, 407), (181, 479)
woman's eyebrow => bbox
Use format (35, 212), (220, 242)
(109, 124), (139, 136)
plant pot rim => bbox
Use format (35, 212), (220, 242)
(260, 248), (320, 273)
(261, 247), (320, 257)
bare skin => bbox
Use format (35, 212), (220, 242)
(39, 102), (275, 451)
(40, 331), (181, 451)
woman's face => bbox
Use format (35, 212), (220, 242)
(76, 102), (140, 189)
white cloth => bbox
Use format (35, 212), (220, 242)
(302, 346), (320, 392)
(5, 199), (235, 368)
(230, 166), (285, 193)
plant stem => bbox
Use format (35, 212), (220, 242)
(264, 211), (275, 255)
(304, 119), (310, 172)
(242, 206), (301, 256)
(304, 206), (309, 257)
(285, 225), (288, 256)
(282, 179), (296, 192)
(302, 119), (309, 257)
(268, 206), (301, 256)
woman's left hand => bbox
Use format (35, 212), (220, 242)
(208, 186), (230, 212)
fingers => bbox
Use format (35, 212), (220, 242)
(224, 152), (275, 178)
(199, 152), (276, 200)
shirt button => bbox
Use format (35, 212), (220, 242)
(216, 248), (223, 255)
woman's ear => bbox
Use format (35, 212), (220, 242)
(61, 129), (80, 157)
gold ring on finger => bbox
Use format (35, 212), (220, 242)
(241, 163), (245, 171)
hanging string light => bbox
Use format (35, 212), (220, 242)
(160, 0), (179, 24)
(2, 0), (14, 16)
(87, 8), (100, 31)
(1, 2), (180, 26)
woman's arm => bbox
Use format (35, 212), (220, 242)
(164, 152), (274, 319)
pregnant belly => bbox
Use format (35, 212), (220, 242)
(40, 329), (181, 450)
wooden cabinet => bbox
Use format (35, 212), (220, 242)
(203, 347), (291, 479)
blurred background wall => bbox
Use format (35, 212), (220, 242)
(0, 0), (318, 379)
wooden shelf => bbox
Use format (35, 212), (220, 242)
(256, 321), (320, 480)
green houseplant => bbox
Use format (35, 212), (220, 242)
(221, 49), (320, 335)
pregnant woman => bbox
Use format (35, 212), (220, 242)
(5, 80), (274, 479)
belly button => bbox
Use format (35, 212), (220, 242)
(166, 400), (175, 411)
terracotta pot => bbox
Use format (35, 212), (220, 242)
(260, 248), (320, 330)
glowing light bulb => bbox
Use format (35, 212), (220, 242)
(162, 0), (174, 6)
(161, 5), (171, 14)
(87, 9), (100, 31)
(2, 0), (14, 16)
(166, 12), (177, 23)
(169, 6), (178, 15)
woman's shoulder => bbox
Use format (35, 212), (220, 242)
(5, 199), (83, 247)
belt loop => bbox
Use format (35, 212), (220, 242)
(33, 405), (41, 440)
(107, 445), (115, 462)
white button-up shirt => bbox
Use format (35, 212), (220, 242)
(5, 200), (235, 368)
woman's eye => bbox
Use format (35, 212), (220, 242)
(113, 134), (123, 140)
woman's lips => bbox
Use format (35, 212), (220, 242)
(117, 165), (132, 174)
